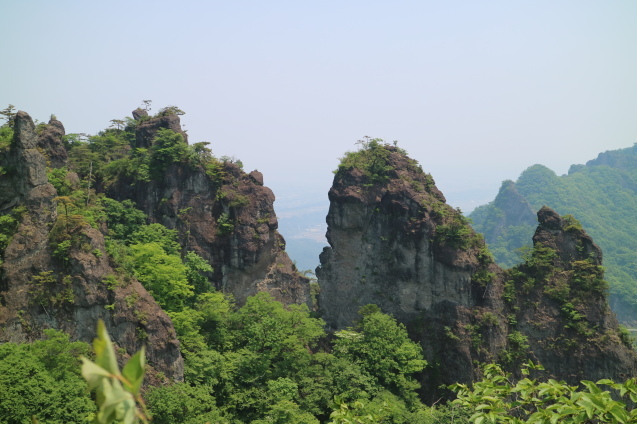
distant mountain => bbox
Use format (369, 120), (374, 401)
(470, 143), (637, 324)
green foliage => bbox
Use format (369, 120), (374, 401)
(337, 137), (396, 185)
(128, 223), (181, 255)
(47, 167), (74, 196)
(451, 361), (637, 424)
(0, 104), (16, 128)
(102, 198), (147, 240)
(127, 242), (194, 311)
(0, 330), (94, 423)
(150, 128), (188, 178)
(333, 306), (427, 405)
(81, 320), (150, 424)
(184, 251), (214, 294)
(217, 212), (234, 235)
(435, 211), (484, 251)
(469, 148), (637, 321)
(146, 383), (227, 424)
(29, 271), (74, 307)
(0, 205), (25, 258)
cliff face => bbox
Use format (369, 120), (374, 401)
(317, 145), (488, 330)
(105, 111), (309, 306)
(505, 206), (636, 382)
(36, 117), (68, 169)
(317, 143), (636, 397)
(0, 112), (183, 382)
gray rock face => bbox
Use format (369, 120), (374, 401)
(132, 108), (149, 121)
(107, 113), (310, 307)
(37, 118), (68, 169)
(135, 112), (187, 148)
(0, 111), (184, 382)
(317, 144), (637, 398)
(317, 149), (482, 331)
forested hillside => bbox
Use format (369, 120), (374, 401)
(1, 107), (637, 423)
(0, 107), (464, 423)
(470, 144), (637, 324)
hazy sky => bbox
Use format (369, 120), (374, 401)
(2, 1), (636, 214)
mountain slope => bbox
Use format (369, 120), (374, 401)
(470, 144), (637, 324)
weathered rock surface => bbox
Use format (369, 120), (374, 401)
(485, 180), (536, 243)
(36, 118), (68, 169)
(134, 112), (187, 148)
(317, 144), (637, 398)
(107, 112), (309, 306)
(0, 111), (183, 382)
(317, 148), (484, 330)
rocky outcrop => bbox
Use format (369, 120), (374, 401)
(107, 112), (309, 306)
(487, 180), (536, 242)
(134, 111), (187, 148)
(0, 112), (183, 382)
(317, 146), (487, 330)
(132, 107), (149, 121)
(585, 143), (637, 172)
(504, 206), (636, 383)
(317, 143), (636, 398)
(36, 118), (68, 168)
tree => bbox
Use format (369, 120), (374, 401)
(333, 306), (427, 404)
(109, 119), (126, 130)
(0, 330), (94, 423)
(128, 242), (194, 311)
(0, 104), (16, 127)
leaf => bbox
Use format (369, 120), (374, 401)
(121, 346), (145, 395)
(93, 320), (120, 376)
(609, 404), (629, 423)
(80, 357), (112, 390)
(96, 378), (136, 424)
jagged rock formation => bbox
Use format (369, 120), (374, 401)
(317, 143), (637, 398)
(36, 117), (68, 168)
(317, 145), (489, 330)
(482, 180), (536, 244)
(470, 146), (637, 325)
(134, 110), (187, 148)
(0, 112), (184, 382)
(105, 110), (309, 306)
(507, 206), (635, 382)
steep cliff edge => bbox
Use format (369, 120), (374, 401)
(317, 141), (494, 330)
(0, 112), (183, 382)
(104, 110), (309, 306)
(317, 140), (636, 397)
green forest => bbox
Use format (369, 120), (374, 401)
(2, 106), (637, 423)
(470, 147), (637, 323)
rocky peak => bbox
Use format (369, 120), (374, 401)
(106, 115), (309, 306)
(0, 111), (184, 382)
(0, 111), (53, 213)
(585, 143), (637, 170)
(534, 205), (602, 268)
(318, 143), (487, 331)
(134, 111), (187, 148)
(132, 107), (149, 121)
(318, 142), (636, 397)
(36, 117), (68, 169)
(493, 180), (536, 228)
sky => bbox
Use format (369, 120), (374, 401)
(2, 1), (636, 220)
